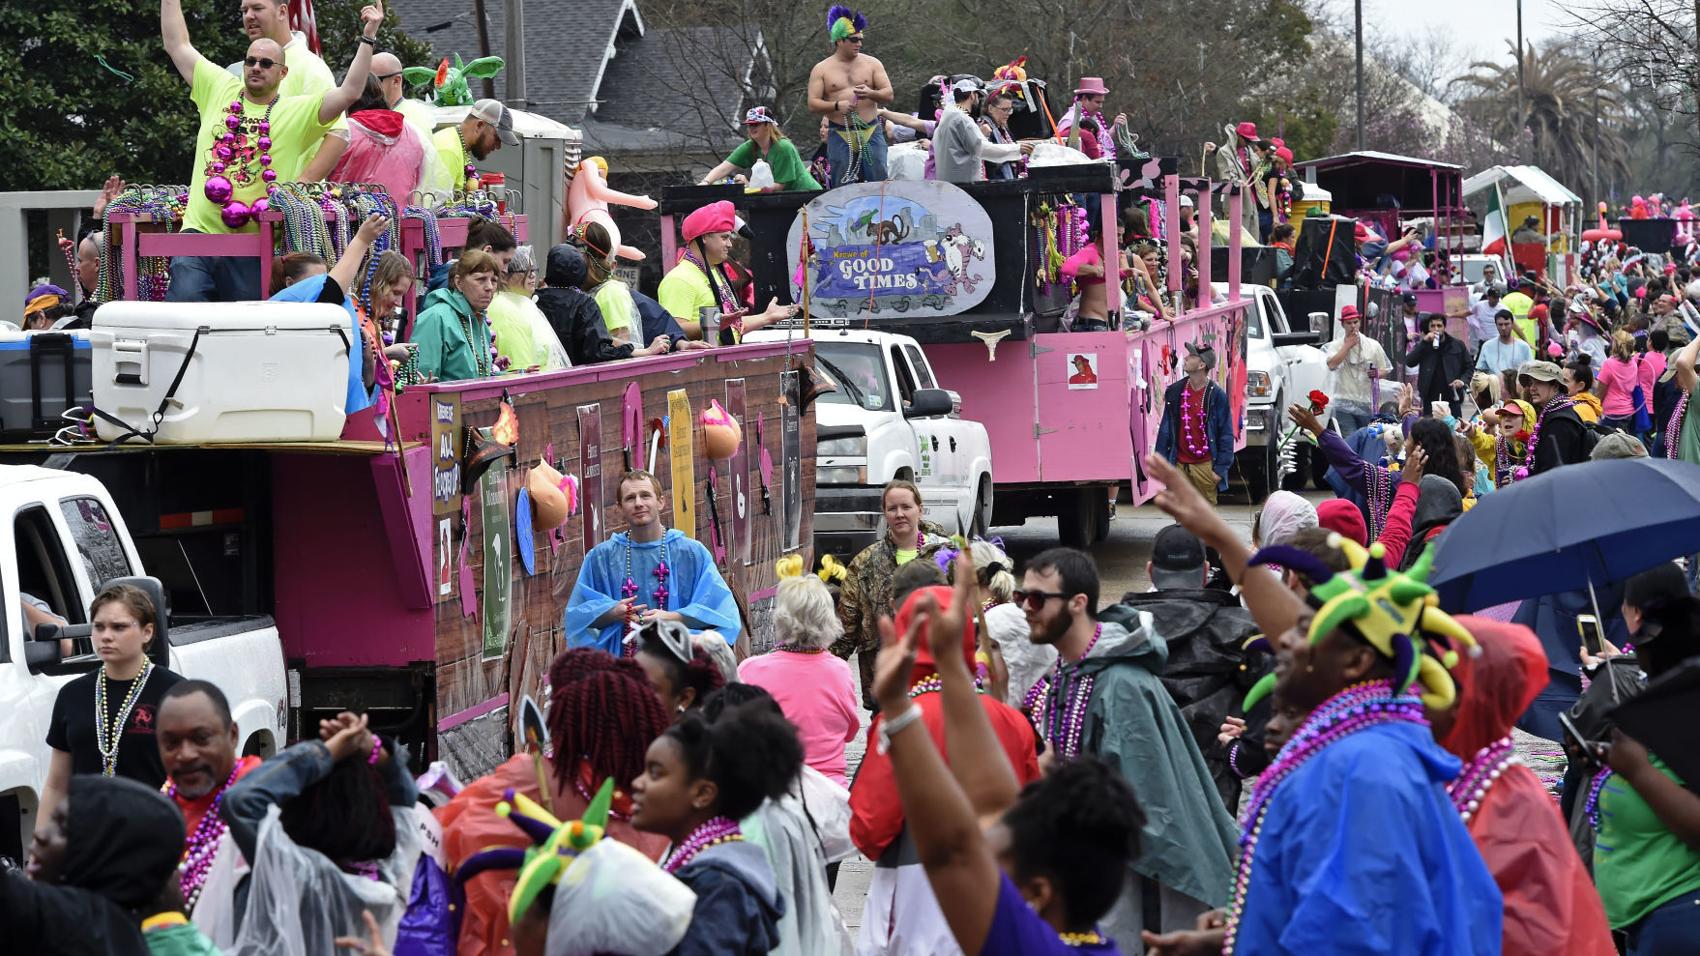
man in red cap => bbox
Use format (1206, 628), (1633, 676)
(1058, 75), (1124, 160)
(658, 199), (794, 345)
(1328, 304), (1393, 434)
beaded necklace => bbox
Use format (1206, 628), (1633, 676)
(453, 301), (496, 378)
(95, 660), (155, 777)
(683, 249), (740, 317)
(1022, 623), (1103, 759)
(622, 533), (672, 618)
(1179, 381), (1210, 458)
(1584, 769), (1615, 831)
(661, 816), (743, 873)
(1221, 680), (1427, 955)
(1447, 735), (1519, 824)
(907, 673), (985, 698)
(457, 132), (479, 190)
(775, 644), (827, 655)
(202, 95), (278, 229)
(1059, 930), (1107, 947)
(163, 762), (243, 911)
(1366, 465), (1393, 540)
(1667, 392), (1690, 460)
(1514, 394), (1576, 481)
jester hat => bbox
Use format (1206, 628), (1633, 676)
(1239, 536), (1478, 711)
(828, 5), (867, 41)
(453, 779), (614, 923)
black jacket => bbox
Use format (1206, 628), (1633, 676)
(1403, 332), (1471, 405)
(1530, 404), (1588, 474)
(539, 245), (634, 366)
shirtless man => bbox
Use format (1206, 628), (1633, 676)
(807, 5), (894, 186)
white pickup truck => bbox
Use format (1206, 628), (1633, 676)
(0, 465), (287, 864)
(749, 328), (993, 560)
(1224, 284), (1331, 500)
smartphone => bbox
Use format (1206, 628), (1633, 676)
(1577, 613), (1603, 657)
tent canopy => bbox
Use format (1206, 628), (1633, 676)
(1462, 165), (1581, 208)
(1297, 151), (1463, 213)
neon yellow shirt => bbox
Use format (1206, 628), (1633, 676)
(657, 259), (716, 329)
(487, 289), (542, 370)
(184, 56), (333, 234)
(594, 278), (642, 344)
(433, 126), (471, 193)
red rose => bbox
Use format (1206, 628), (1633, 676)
(1308, 389), (1329, 412)
(1515, 429), (1530, 444)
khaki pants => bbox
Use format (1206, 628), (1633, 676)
(1182, 461), (1219, 504)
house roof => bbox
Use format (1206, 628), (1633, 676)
(396, 0), (643, 125)
(1462, 165), (1582, 207)
(584, 24), (761, 157)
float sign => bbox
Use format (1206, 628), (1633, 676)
(787, 180), (996, 318)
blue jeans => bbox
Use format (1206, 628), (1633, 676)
(1626, 886), (1700, 956)
(166, 233), (262, 303)
(827, 121), (888, 186)
(1333, 400), (1373, 437)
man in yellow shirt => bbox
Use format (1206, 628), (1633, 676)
(222, 0), (346, 180)
(1500, 278), (1536, 346)
(160, 0), (379, 301)
(432, 101), (518, 194)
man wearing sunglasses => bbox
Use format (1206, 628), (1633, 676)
(1018, 547), (1236, 945)
(161, 0), (382, 300)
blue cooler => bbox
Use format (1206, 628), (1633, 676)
(0, 331), (93, 440)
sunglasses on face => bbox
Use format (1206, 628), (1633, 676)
(1011, 588), (1070, 611)
(374, 71), (403, 81)
(244, 56), (279, 69)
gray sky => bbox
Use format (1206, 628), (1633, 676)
(1328, 0), (1571, 60)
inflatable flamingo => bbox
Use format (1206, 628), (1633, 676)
(566, 156), (657, 261)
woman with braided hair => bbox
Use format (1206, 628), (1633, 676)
(435, 649), (671, 956)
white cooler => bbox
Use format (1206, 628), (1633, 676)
(89, 301), (353, 443)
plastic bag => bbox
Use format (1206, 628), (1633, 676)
(886, 142), (930, 182)
(545, 839), (696, 956)
(747, 160), (777, 192)
(797, 765), (854, 864)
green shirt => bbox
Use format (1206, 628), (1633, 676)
(894, 548), (918, 565)
(184, 56), (333, 234)
(1595, 756), (1700, 928)
(594, 278), (643, 344)
(411, 287), (496, 382)
(658, 259), (718, 327)
(1679, 383), (1700, 465)
(487, 289), (542, 370)
(433, 125), (471, 192)
(725, 138), (821, 191)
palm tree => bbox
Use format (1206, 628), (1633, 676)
(1450, 40), (1630, 198)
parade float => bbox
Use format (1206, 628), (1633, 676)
(666, 155), (1253, 546)
(2, 179), (816, 780)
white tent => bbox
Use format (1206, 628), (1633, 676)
(1462, 165), (1582, 208)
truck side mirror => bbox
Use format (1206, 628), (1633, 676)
(1309, 312), (1329, 335)
(904, 388), (954, 419)
(25, 628), (63, 668)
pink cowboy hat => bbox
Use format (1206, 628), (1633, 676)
(1074, 76), (1109, 96)
(1236, 121), (1259, 139)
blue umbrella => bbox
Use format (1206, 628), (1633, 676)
(1429, 457), (1700, 612)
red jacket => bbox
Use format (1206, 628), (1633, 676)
(849, 692), (1040, 860)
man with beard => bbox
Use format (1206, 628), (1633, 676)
(1017, 547), (1236, 943)
(155, 681), (263, 947)
(433, 98), (520, 193)
(1119, 524), (1260, 808)
(1139, 453), (1502, 956)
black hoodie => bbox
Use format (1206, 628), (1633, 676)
(538, 244), (635, 366)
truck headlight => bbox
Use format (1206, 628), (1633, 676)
(817, 466), (867, 484)
(1247, 371), (1272, 398)
(818, 435), (867, 458)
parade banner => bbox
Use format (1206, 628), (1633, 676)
(786, 180), (996, 318)
(479, 458), (511, 660)
(725, 379), (752, 566)
(667, 389), (696, 539)
(577, 404), (603, 554)
(432, 395), (462, 517)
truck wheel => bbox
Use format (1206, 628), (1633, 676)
(1058, 487), (1106, 548)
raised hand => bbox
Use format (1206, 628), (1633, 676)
(872, 611), (921, 717)
(360, 0), (384, 35)
(355, 213), (389, 245)
(323, 712), (373, 763)
(1286, 402), (1322, 436)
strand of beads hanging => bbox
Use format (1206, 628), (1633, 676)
(459, 133), (480, 190)
(1021, 623), (1103, 759)
(775, 643), (828, 654)
(203, 95), (279, 229)
(1584, 768), (1615, 831)
(1059, 930), (1107, 948)
(1448, 735), (1519, 824)
(1221, 679), (1427, 956)
(1667, 392), (1690, 460)
(1514, 394), (1576, 481)
(661, 816), (743, 873)
(163, 761), (244, 912)
(622, 535), (673, 612)
(94, 660), (155, 776)
(1179, 381), (1210, 458)
(906, 673), (985, 698)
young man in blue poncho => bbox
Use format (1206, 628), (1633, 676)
(1141, 451), (1503, 956)
(565, 470), (740, 654)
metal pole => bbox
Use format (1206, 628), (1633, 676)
(1355, 0), (1365, 150)
(1516, 0), (1525, 126)
(504, 0), (527, 107)
(1592, 51), (1600, 213)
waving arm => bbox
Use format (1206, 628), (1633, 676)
(319, 1), (383, 123)
(160, 0), (199, 84)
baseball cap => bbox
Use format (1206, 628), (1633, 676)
(1178, 194), (1194, 208)
(952, 77), (984, 95)
(1517, 360), (1563, 384)
(1494, 401), (1527, 418)
(469, 99), (520, 146)
(1150, 524), (1207, 589)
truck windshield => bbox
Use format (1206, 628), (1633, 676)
(814, 342), (893, 412)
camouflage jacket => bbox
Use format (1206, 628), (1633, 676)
(831, 522), (953, 657)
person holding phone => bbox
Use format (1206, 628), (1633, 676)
(1589, 562), (1700, 955)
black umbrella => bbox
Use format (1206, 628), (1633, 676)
(1610, 658), (1700, 792)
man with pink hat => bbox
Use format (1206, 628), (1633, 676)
(1204, 120), (1261, 186)
(1327, 304), (1393, 434)
(658, 199), (796, 345)
(1057, 75), (1125, 160)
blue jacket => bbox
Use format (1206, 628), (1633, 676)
(1154, 378), (1236, 490)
